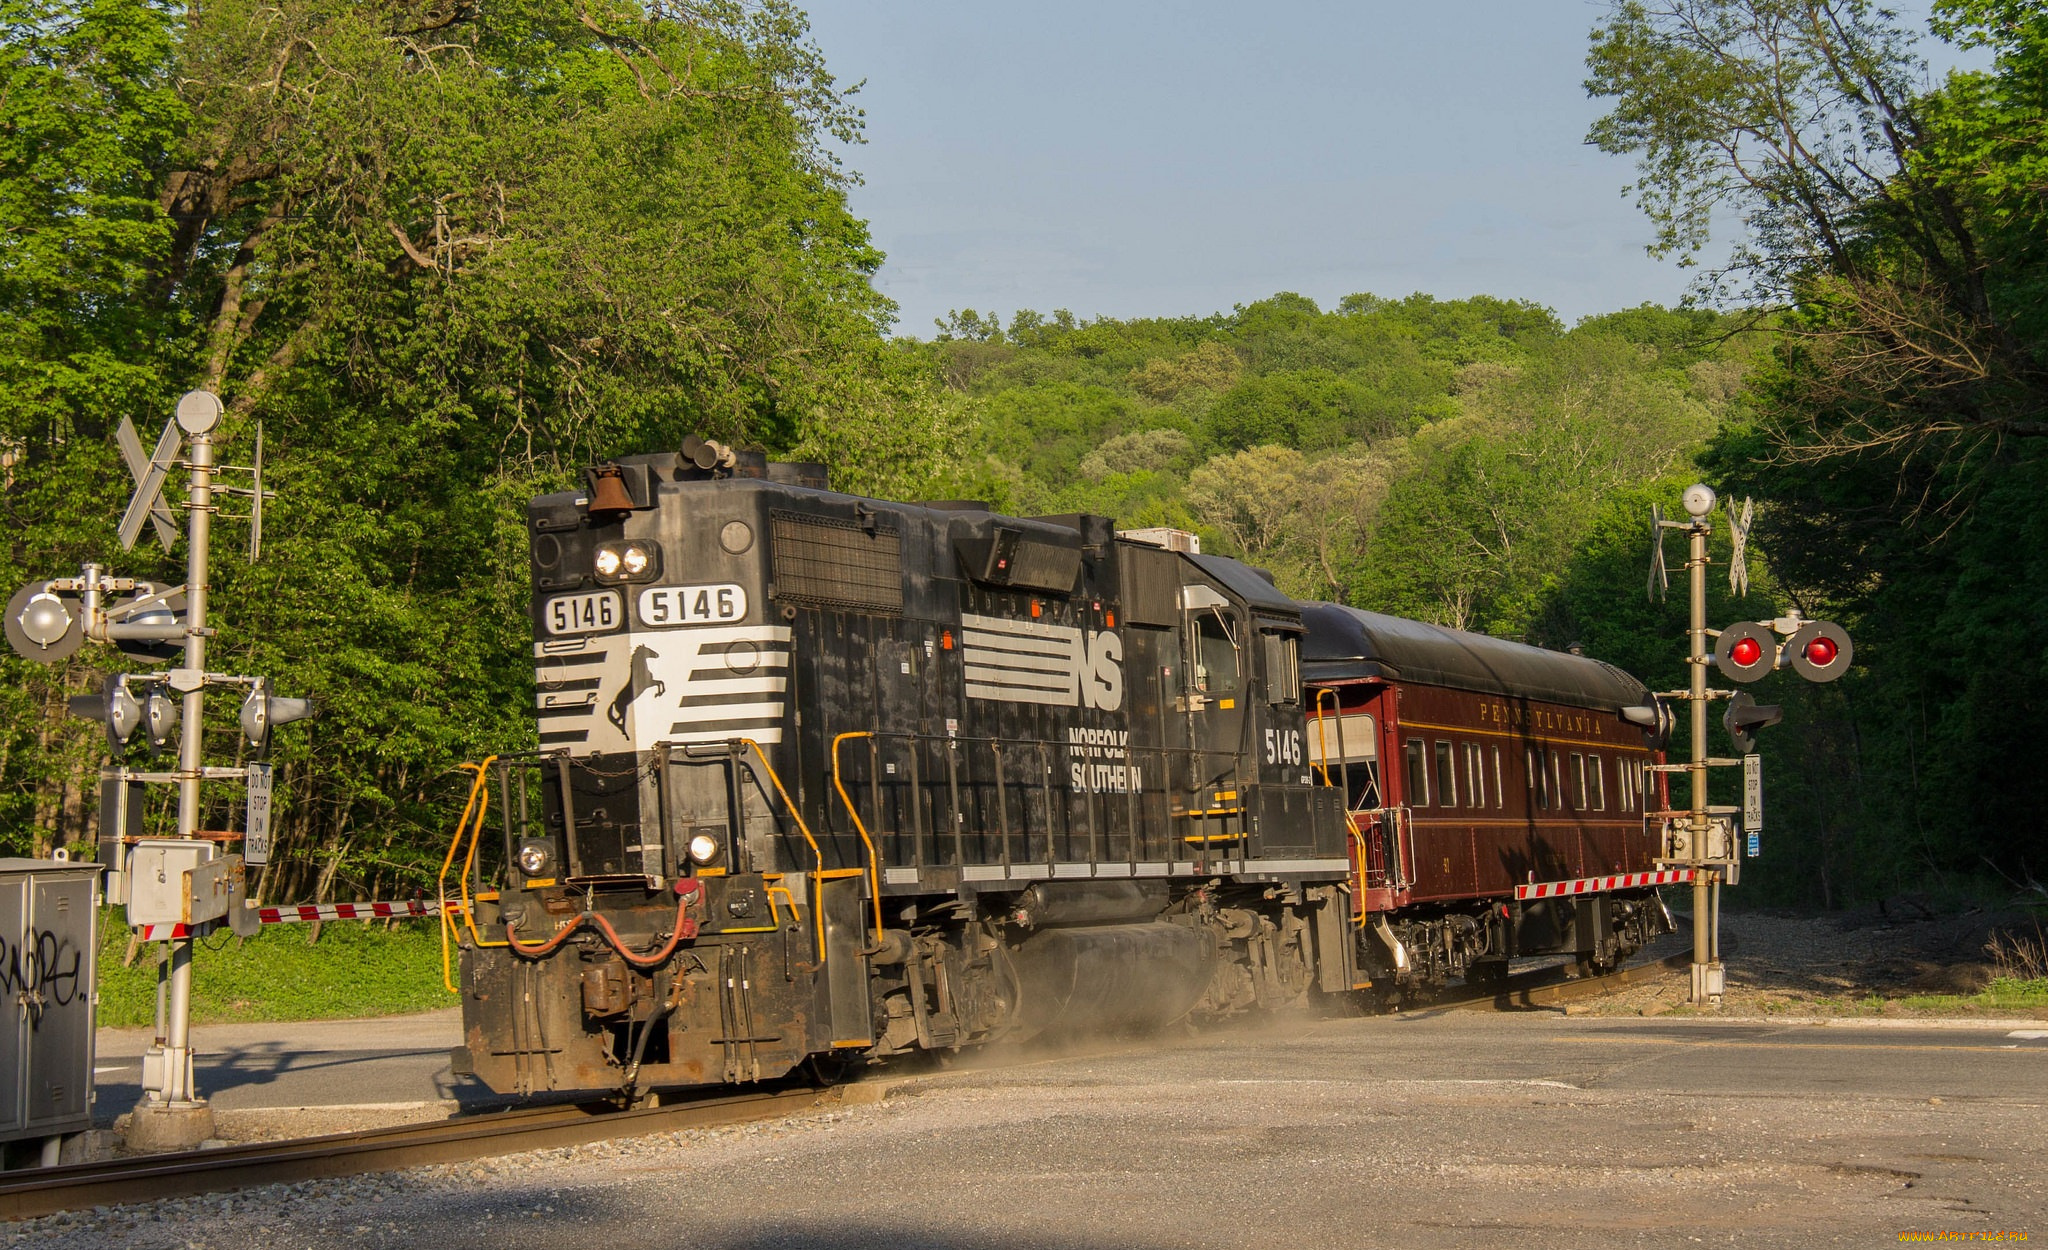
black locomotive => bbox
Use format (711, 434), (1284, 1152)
(447, 441), (1674, 1097)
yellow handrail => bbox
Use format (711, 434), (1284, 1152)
(740, 738), (830, 964)
(1347, 819), (1372, 928)
(1310, 688), (1341, 788)
(829, 731), (886, 944)
(456, 778), (509, 954)
(437, 758), (497, 993)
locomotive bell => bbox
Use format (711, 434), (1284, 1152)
(585, 464), (636, 513)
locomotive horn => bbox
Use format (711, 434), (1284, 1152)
(681, 434), (736, 472)
(585, 464), (636, 513)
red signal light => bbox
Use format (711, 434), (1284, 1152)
(1730, 637), (1762, 667)
(1803, 636), (1838, 667)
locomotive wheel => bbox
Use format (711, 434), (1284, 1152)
(1574, 951), (1620, 978)
(804, 1053), (860, 1086)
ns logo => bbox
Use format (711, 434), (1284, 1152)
(1080, 630), (1123, 712)
(957, 614), (1124, 713)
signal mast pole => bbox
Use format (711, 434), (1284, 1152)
(163, 395), (217, 1120)
(1683, 492), (1721, 1007)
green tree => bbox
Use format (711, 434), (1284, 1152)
(1588, 0), (2048, 902)
(0, 1), (931, 897)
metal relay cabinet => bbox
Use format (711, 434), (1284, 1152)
(0, 857), (100, 1162)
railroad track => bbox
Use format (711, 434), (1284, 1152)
(1429, 933), (1729, 1012)
(0, 1085), (830, 1222)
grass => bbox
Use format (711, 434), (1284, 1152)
(94, 908), (457, 1028)
(1890, 978), (2048, 1014)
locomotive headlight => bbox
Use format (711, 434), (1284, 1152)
(593, 547), (623, 578)
(517, 839), (554, 878)
(620, 544), (650, 576)
(687, 833), (723, 866)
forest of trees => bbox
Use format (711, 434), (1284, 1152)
(1, 0), (2041, 910)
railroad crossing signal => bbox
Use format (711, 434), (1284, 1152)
(68, 675), (143, 752)
(1722, 691), (1783, 755)
(1710, 614), (1853, 685)
(115, 415), (181, 552)
(1785, 620), (1852, 682)
(1712, 622), (1777, 683)
(1642, 483), (1859, 1009)
(239, 678), (315, 753)
(3, 581), (85, 661)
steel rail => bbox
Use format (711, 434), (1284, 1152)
(1439, 936), (1736, 1012)
(0, 1086), (827, 1222)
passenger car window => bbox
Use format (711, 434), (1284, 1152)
(1434, 741), (1457, 807)
(1590, 756), (1606, 811)
(1404, 738), (1429, 806)
(1464, 743), (1484, 808)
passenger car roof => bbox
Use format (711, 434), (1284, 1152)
(1298, 601), (1649, 712)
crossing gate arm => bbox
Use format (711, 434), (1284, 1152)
(1513, 868), (1695, 901)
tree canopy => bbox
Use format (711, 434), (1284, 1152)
(0, 0), (951, 897)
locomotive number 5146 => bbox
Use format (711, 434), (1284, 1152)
(640, 583), (748, 626)
(545, 590), (622, 636)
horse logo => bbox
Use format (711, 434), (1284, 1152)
(606, 644), (667, 735)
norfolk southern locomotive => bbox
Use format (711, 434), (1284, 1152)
(448, 440), (1675, 1097)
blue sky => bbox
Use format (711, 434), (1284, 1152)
(801, 2), (1967, 337)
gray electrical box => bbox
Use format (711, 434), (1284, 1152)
(127, 839), (231, 927)
(0, 857), (101, 1157)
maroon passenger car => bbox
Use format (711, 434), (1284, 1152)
(1299, 604), (1677, 983)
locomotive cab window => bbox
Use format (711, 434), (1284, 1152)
(1191, 610), (1240, 696)
(1261, 632), (1300, 705)
(1404, 738), (1429, 806)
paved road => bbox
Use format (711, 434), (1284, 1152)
(92, 1008), (473, 1122)
(73, 1009), (2048, 1248)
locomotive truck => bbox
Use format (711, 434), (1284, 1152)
(445, 441), (1675, 1097)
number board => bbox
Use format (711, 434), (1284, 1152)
(545, 590), (623, 636)
(639, 583), (748, 626)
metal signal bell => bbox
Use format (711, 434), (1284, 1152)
(585, 465), (635, 513)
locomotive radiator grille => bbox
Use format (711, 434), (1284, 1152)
(770, 512), (902, 613)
